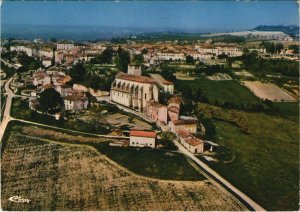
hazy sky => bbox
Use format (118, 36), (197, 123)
(2, 1), (299, 31)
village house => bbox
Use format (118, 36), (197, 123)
(157, 52), (185, 61)
(146, 100), (168, 125)
(63, 93), (88, 111)
(150, 74), (174, 94)
(33, 71), (51, 87)
(38, 48), (54, 58)
(169, 119), (198, 134)
(129, 130), (157, 148)
(167, 96), (181, 121)
(178, 130), (204, 154)
(195, 44), (243, 57)
(57, 40), (75, 51)
(42, 58), (52, 67)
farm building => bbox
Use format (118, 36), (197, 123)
(178, 130), (204, 154)
(129, 130), (157, 148)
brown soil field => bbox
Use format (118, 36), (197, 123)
(1, 126), (243, 210)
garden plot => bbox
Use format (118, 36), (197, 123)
(242, 81), (296, 102)
(105, 113), (153, 130)
(207, 73), (232, 81)
(1, 129), (243, 211)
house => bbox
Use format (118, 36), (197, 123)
(57, 40), (75, 51)
(63, 94), (88, 111)
(167, 96), (182, 121)
(157, 52), (185, 61)
(150, 74), (174, 94)
(169, 119), (198, 134)
(146, 100), (168, 125)
(42, 58), (52, 67)
(129, 130), (157, 148)
(29, 98), (39, 110)
(178, 130), (204, 154)
(110, 72), (159, 112)
(33, 71), (51, 87)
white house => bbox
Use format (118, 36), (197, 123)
(33, 71), (51, 87)
(150, 74), (174, 94)
(57, 40), (75, 51)
(157, 52), (185, 61)
(129, 130), (157, 148)
(63, 94), (88, 111)
(169, 119), (198, 134)
(42, 58), (52, 67)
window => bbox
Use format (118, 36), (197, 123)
(144, 93), (147, 99)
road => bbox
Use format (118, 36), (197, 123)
(0, 58), (20, 69)
(0, 76), (15, 142)
(173, 139), (266, 211)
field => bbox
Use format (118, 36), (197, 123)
(197, 104), (299, 210)
(175, 76), (262, 105)
(242, 81), (296, 102)
(1, 122), (243, 211)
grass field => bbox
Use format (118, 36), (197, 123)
(273, 102), (299, 122)
(175, 76), (262, 105)
(1, 122), (243, 210)
(200, 105), (299, 210)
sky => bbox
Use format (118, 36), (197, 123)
(2, 1), (299, 31)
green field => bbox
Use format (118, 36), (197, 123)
(273, 102), (299, 122)
(93, 142), (205, 181)
(175, 76), (262, 106)
(203, 107), (299, 210)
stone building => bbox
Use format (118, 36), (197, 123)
(110, 73), (159, 112)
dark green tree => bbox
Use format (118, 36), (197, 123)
(132, 54), (144, 64)
(116, 48), (130, 72)
(38, 88), (63, 112)
(68, 62), (87, 83)
(186, 55), (195, 64)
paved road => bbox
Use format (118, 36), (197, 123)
(173, 139), (266, 211)
(14, 118), (129, 139)
(0, 76), (15, 142)
(1, 58), (20, 69)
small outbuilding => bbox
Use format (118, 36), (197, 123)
(129, 130), (157, 148)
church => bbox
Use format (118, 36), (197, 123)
(110, 65), (159, 112)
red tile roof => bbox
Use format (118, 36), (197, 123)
(185, 137), (203, 146)
(178, 130), (192, 138)
(130, 130), (157, 138)
(116, 73), (156, 84)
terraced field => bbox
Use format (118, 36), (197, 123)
(1, 123), (243, 211)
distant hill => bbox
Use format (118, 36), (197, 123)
(253, 25), (299, 37)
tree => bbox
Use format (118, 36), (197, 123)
(116, 48), (130, 72)
(186, 55), (195, 64)
(141, 48), (148, 55)
(160, 132), (178, 150)
(132, 54), (144, 64)
(17, 66), (29, 73)
(68, 62), (87, 83)
(38, 88), (63, 112)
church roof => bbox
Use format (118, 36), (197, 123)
(116, 73), (156, 84)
